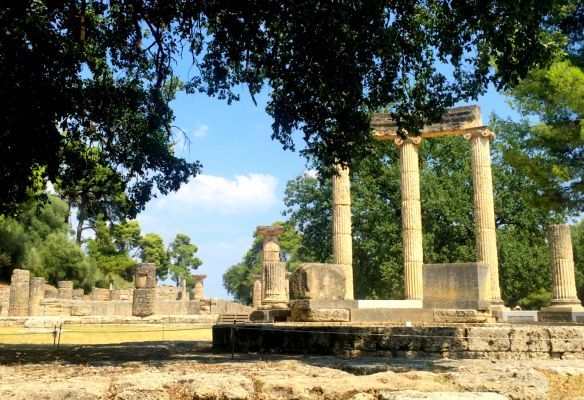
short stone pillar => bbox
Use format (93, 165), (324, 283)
(258, 225), (288, 309)
(192, 274), (207, 300)
(332, 163), (354, 300)
(8, 269), (30, 316)
(464, 129), (500, 305)
(252, 274), (263, 309)
(133, 263), (157, 317)
(395, 136), (424, 300)
(28, 276), (45, 316)
(57, 281), (74, 300)
(548, 224), (582, 308)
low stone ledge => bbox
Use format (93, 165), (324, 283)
(290, 308), (350, 322)
(289, 299), (357, 310)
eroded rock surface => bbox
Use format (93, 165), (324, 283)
(1, 351), (584, 400)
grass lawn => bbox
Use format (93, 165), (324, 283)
(0, 324), (212, 345)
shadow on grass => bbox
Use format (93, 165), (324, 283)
(0, 341), (221, 365)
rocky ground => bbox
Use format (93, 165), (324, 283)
(0, 341), (583, 400)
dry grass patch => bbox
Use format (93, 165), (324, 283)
(0, 324), (212, 345)
(540, 370), (584, 400)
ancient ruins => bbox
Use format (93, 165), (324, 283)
(1, 104), (582, 362)
(246, 105), (583, 329)
(0, 263), (250, 319)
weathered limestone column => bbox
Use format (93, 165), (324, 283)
(258, 225), (288, 309)
(8, 269), (30, 316)
(285, 271), (292, 302)
(252, 274), (263, 308)
(192, 274), (207, 300)
(395, 137), (424, 300)
(57, 281), (74, 299)
(332, 163), (354, 300)
(464, 129), (500, 305)
(132, 263), (157, 317)
(28, 276), (45, 316)
(548, 224), (583, 308)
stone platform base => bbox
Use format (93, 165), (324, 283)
(288, 299), (492, 323)
(212, 323), (584, 359)
(249, 309), (291, 323)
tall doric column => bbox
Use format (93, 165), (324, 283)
(395, 137), (424, 300)
(258, 225), (288, 309)
(464, 129), (499, 305)
(332, 163), (354, 300)
(192, 274), (207, 300)
(548, 224), (582, 308)
(252, 274), (263, 309)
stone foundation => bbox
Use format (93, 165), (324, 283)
(213, 324), (584, 359)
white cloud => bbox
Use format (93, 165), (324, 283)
(193, 123), (209, 138)
(158, 173), (278, 215)
(303, 168), (319, 179)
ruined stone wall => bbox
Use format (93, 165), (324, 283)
(154, 300), (200, 315)
(212, 299), (254, 314)
(155, 286), (182, 301)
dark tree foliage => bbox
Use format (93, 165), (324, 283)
(0, 1), (572, 214)
(0, 1), (201, 215)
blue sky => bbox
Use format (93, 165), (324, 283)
(136, 83), (519, 299)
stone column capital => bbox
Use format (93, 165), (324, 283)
(463, 128), (496, 141)
(191, 274), (207, 282)
(394, 136), (422, 148)
(257, 225), (284, 241)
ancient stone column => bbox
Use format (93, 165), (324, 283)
(395, 136), (424, 300)
(252, 274), (263, 308)
(285, 271), (292, 302)
(192, 274), (207, 300)
(464, 129), (500, 305)
(57, 281), (74, 300)
(258, 225), (288, 309)
(28, 276), (45, 316)
(548, 224), (582, 308)
(8, 269), (30, 317)
(332, 163), (354, 300)
(132, 263), (157, 317)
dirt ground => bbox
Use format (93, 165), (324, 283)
(0, 340), (584, 400)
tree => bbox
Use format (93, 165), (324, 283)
(1, 1), (574, 213)
(284, 136), (561, 305)
(168, 234), (202, 286)
(492, 60), (584, 215)
(56, 146), (133, 244)
(492, 2), (583, 215)
(139, 233), (170, 279)
(85, 219), (141, 285)
(222, 222), (302, 304)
